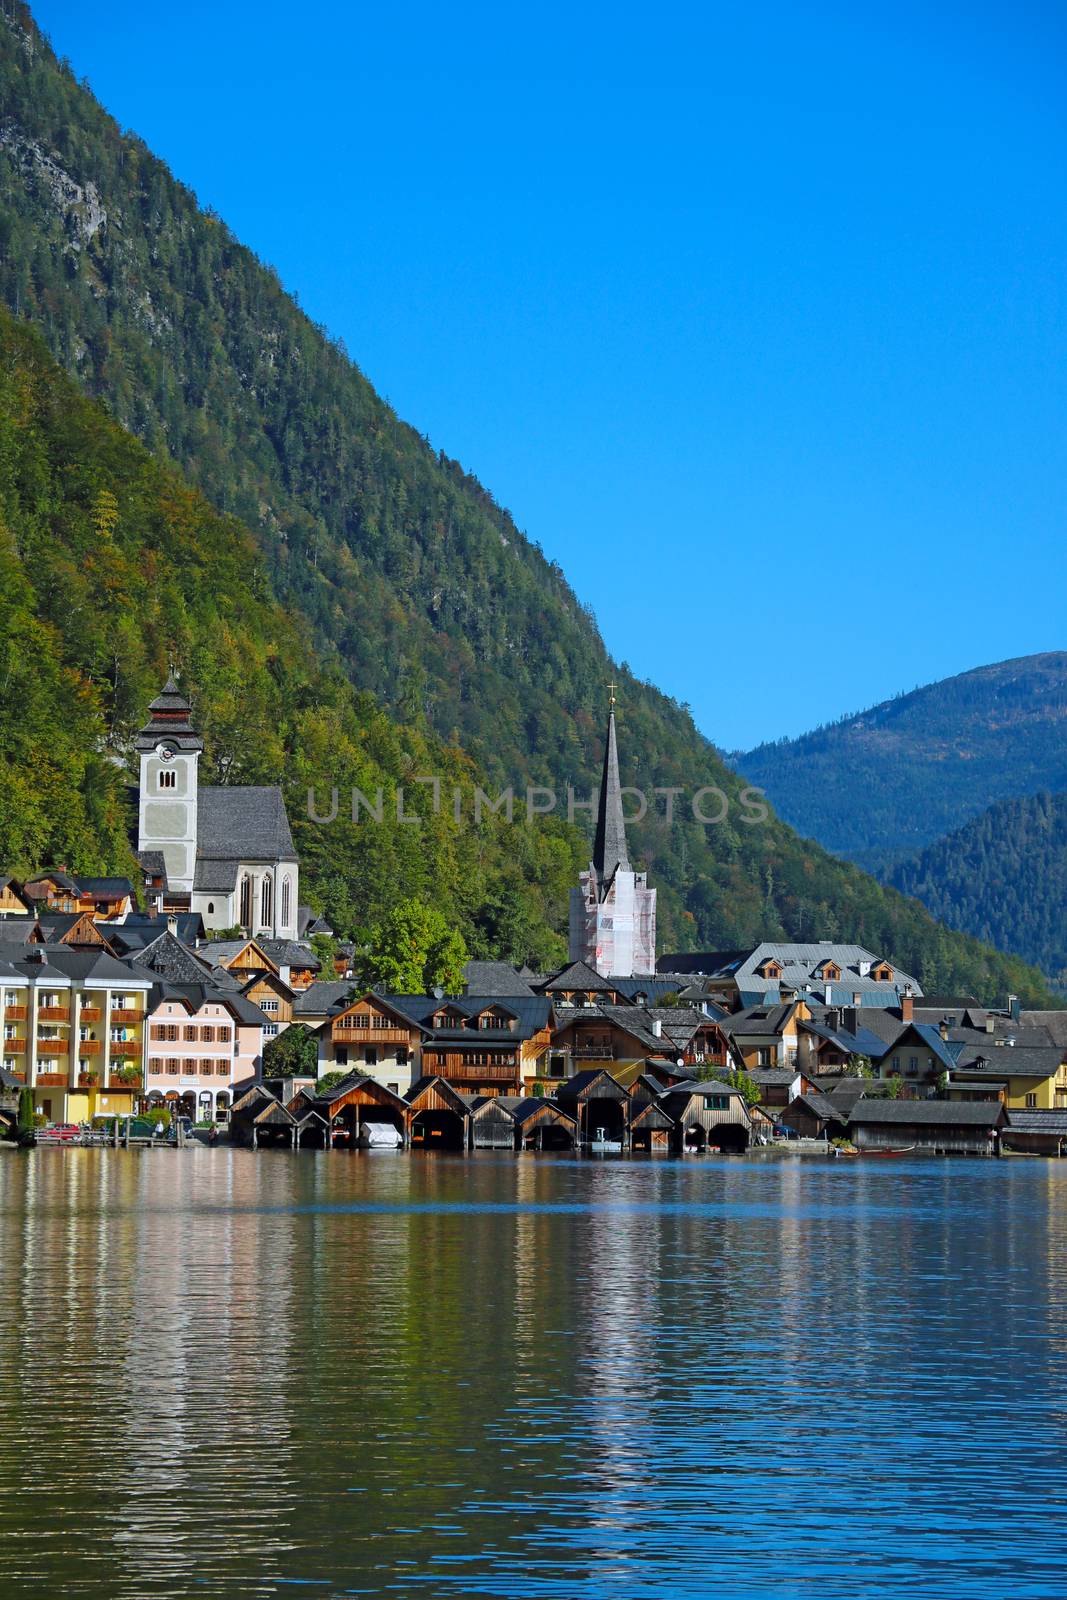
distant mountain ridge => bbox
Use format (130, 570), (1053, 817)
(735, 653), (1067, 870)
(886, 791), (1067, 987)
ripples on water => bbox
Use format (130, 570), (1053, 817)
(0, 1149), (1065, 1599)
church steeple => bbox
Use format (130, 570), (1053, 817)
(568, 682), (657, 977)
(592, 689), (629, 881)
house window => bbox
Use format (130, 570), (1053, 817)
(908, 1056), (918, 1075)
(158, 769), (176, 789)
(207, 902), (215, 915)
(757, 1048), (771, 1067)
(239, 876), (251, 928)
(261, 875), (273, 928)
(264, 1023), (278, 1038)
(281, 877), (292, 928)
(1026, 1093), (1038, 1109)
(261, 1000), (279, 1014)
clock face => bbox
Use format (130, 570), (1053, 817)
(158, 745), (176, 761)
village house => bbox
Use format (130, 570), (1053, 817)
(315, 992), (424, 1094)
(658, 943), (923, 1010)
(720, 998), (813, 1071)
(0, 946), (151, 1124)
(144, 982), (266, 1123)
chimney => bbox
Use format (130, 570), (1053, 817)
(939, 1021), (948, 1041)
(1008, 993), (1020, 1022)
(825, 983), (833, 1006)
(900, 990), (913, 1023)
(652, 1018), (663, 1038)
(985, 1015), (996, 1034)
(167, 915), (178, 937)
(29, 948), (48, 965)
(843, 1006), (858, 1034)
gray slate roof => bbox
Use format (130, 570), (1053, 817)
(953, 1045), (1065, 1078)
(848, 1100), (1002, 1127)
(196, 786), (297, 863)
(658, 943), (921, 1000)
(1005, 1110), (1067, 1134)
(462, 960), (537, 997)
(293, 981), (357, 1017)
(1021, 1011), (1067, 1049)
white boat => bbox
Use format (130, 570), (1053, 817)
(589, 1126), (623, 1155)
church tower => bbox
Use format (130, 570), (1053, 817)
(569, 690), (657, 976)
(134, 675), (203, 896)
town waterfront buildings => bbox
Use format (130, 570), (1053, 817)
(3, 678), (1067, 1154)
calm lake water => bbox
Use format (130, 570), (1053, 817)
(0, 1149), (1065, 1599)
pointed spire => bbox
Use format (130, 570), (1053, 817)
(593, 691), (629, 881)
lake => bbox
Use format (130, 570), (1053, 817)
(0, 1148), (1065, 1598)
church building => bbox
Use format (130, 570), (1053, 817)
(569, 694), (656, 977)
(135, 676), (299, 939)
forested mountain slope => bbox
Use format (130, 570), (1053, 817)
(0, 308), (584, 963)
(736, 654), (1067, 870)
(0, 4), (1056, 1003)
(887, 792), (1067, 987)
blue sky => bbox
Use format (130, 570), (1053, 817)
(34, 0), (1067, 750)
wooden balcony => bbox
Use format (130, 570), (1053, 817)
(331, 1023), (412, 1045)
(110, 1009), (141, 1025)
(38, 1007), (70, 1023)
(108, 1070), (142, 1090)
(37, 1040), (69, 1057)
(4, 1005), (26, 1022)
(77, 1039), (102, 1055)
(5, 1069), (25, 1083)
(79, 1007), (103, 1023)
(109, 1042), (142, 1059)
(35, 1072), (69, 1087)
(77, 1072), (101, 1088)
(427, 1059), (519, 1083)
(3, 1038), (25, 1054)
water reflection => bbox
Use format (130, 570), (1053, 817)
(1, 1150), (1066, 1598)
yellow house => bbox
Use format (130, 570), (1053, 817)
(950, 1045), (1067, 1111)
(0, 947), (150, 1124)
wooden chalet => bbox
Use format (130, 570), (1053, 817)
(779, 1091), (848, 1141)
(311, 1072), (410, 1147)
(39, 913), (120, 952)
(659, 1080), (752, 1152)
(629, 1096), (674, 1152)
(555, 1068), (630, 1147)
(511, 1097), (577, 1151)
(229, 1084), (300, 1148)
(0, 877), (34, 917)
(406, 1075), (475, 1151)
(319, 992), (422, 1092)
(469, 1095), (518, 1150)
(240, 969), (295, 1033)
(537, 960), (627, 1006)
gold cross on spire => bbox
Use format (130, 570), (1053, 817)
(606, 680), (618, 708)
